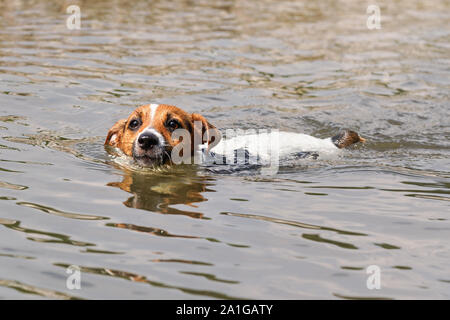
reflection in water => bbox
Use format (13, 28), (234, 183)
(392, 266), (412, 270)
(340, 266), (364, 271)
(221, 211), (368, 236)
(0, 252), (35, 260)
(381, 180), (450, 202)
(54, 263), (243, 299)
(0, 279), (81, 300)
(4, 134), (104, 164)
(179, 271), (239, 284)
(0, 218), (95, 247)
(17, 201), (109, 220)
(0, 180), (28, 190)
(374, 243), (401, 250)
(222, 211), (367, 250)
(0, 166), (23, 173)
(106, 222), (199, 239)
(81, 248), (124, 255)
(302, 233), (358, 250)
(333, 293), (393, 300)
(107, 166), (215, 219)
(150, 258), (213, 266)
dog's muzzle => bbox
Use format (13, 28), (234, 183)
(132, 130), (168, 165)
(137, 132), (159, 150)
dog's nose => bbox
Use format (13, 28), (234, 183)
(137, 133), (159, 150)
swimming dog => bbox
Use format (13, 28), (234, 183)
(105, 103), (365, 166)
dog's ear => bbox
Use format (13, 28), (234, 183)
(191, 113), (221, 148)
(105, 119), (126, 147)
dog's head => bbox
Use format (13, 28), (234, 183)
(105, 104), (221, 166)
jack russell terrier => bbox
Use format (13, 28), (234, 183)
(105, 103), (365, 167)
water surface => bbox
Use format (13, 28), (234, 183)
(0, 0), (449, 299)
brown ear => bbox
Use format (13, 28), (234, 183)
(105, 119), (126, 147)
(331, 130), (366, 149)
(191, 113), (221, 149)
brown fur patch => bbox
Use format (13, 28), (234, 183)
(105, 104), (220, 162)
(332, 130), (366, 149)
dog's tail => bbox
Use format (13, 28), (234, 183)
(332, 130), (366, 149)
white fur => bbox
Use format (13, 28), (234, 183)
(140, 104), (164, 145)
(149, 103), (159, 126)
(211, 131), (339, 163)
(109, 134), (117, 144)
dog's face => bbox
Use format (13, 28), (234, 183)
(105, 104), (220, 166)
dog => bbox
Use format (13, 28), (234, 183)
(105, 103), (221, 166)
(107, 167), (208, 218)
(105, 103), (365, 167)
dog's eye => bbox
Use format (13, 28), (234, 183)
(128, 119), (141, 130)
(166, 119), (180, 130)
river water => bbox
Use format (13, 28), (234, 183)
(0, 0), (449, 299)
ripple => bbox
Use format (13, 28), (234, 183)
(0, 196), (17, 200)
(374, 243), (401, 250)
(392, 265), (412, 270)
(333, 293), (393, 300)
(16, 201), (109, 220)
(0, 279), (81, 300)
(81, 248), (124, 255)
(0, 181), (28, 190)
(150, 258), (213, 266)
(302, 233), (358, 250)
(105, 222), (199, 239)
(340, 266), (364, 271)
(0, 160), (22, 170)
(0, 252), (35, 260)
(221, 212), (367, 236)
(0, 219), (95, 247)
(179, 271), (239, 284)
(53, 263), (244, 300)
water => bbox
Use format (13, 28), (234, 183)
(0, 0), (449, 299)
